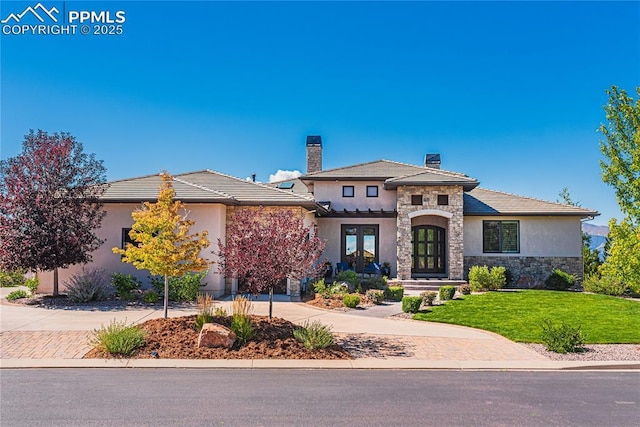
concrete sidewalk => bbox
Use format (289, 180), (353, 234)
(1, 297), (639, 371)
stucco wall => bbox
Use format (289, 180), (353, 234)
(37, 203), (227, 296)
(316, 217), (397, 276)
(463, 216), (582, 257)
(311, 181), (397, 211)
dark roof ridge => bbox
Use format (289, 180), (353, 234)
(470, 187), (599, 214)
(386, 167), (476, 182)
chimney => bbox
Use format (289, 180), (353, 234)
(424, 153), (441, 169)
(306, 135), (322, 174)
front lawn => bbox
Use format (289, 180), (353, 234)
(413, 290), (640, 343)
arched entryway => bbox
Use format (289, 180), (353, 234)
(411, 225), (446, 276)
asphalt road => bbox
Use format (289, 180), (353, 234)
(1, 369), (638, 426)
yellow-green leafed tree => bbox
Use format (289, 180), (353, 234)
(113, 172), (210, 318)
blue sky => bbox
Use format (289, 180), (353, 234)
(1, 1), (638, 225)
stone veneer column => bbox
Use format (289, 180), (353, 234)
(396, 186), (465, 280)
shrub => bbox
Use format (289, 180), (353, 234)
(458, 284), (471, 295)
(65, 269), (113, 302)
(468, 265), (506, 291)
(195, 293), (215, 331)
(439, 286), (456, 301)
(540, 319), (585, 353)
(293, 321), (335, 349)
(0, 269), (25, 287)
(355, 284), (363, 294)
(545, 269), (576, 291)
(386, 286), (404, 301)
(231, 295), (253, 317)
(402, 296), (423, 313)
(151, 271), (207, 302)
(342, 294), (361, 308)
(313, 278), (327, 295)
(231, 314), (255, 345)
(214, 306), (228, 317)
(363, 275), (388, 290)
(314, 279), (348, 299)
(365, 289), (385, 304)
(421, 291), (437, 306)
(335, 270), (359, 289)
(25, 277), (39, 296)
(582, 275), (627, 297)
(142, 290), (159, 304)
(111, 273), (141, 298)
(6, 289), (30, 301)
(90, 319), (145, 356)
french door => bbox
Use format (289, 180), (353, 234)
(341, 225), (379, 273)
(412, 225), (446, 275)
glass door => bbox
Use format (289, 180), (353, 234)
(341, 225), (379, 272)
(412, 225), (446, 275)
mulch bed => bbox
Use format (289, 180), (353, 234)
(303, 293), (373, 310)
(84, 315), (352, 360)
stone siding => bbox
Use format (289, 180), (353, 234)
(396, 185), (464, 280)
(463, 255), (584, 288)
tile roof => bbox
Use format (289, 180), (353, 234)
(384, 169), (479, 191)
(102, 170), (320, 208)
(266, 178), (313, 196)
(302, 159), (428, 180)
(464, 188), (599, 217)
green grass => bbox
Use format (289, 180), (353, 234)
(413, 290), (640, 343)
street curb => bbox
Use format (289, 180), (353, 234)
(2, 358), (639, 371)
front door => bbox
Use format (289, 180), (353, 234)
(412, 225), (446, 275)
(341, 225), (379, 272)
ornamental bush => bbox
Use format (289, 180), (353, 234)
(540, 319), (585, 353)
(111, 273), (141, 298)
(25, 277), (39, 295)
(468, 265), (506, 291)
(544, 269), (576, 291)
(342, 294), (361, 308)
(420, 291), (437, 306)
(150, 271), (207, 302)
(439, 286), (456, 301)
(65, 269), (113, 302)
(402, 296), (423, 313)
(385, 286), (404, 302)
(6, 289), (30, 301)
(0, 269), (25, 287)
(335, 270), (359, 290)
(293, 321), (335, 349)
(90, 319), (145, 356)
(582, 275), (627, 297)
(458, 284), (472, 295)
(365, 289), (385, 304)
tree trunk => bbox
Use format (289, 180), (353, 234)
(163, 274), (169, 319)
(269, 286), (273, 320)
(53, 268), (59, 297)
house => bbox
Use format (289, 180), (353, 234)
(37, 136), (598, 298)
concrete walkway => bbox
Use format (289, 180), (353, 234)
(1, 296), (638, 370)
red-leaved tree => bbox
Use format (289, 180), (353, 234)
(217, 207), (326, 319)
(0, 130), (107, 296)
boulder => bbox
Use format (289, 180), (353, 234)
(197, 323), (236, 349)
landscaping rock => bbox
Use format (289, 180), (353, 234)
(197, 323), (236, 349)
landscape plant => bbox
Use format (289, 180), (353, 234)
(342, 294), (361, 308)
(468, 265), (506, 291)
(0, 269), (25, 287)
(365, 289), (385, 304)
(402, 296), (423, 313)
(64, 268), (113, 303)
(458, 284), (471, 295)
(293, 321), (335, 349)
(230, 295), (255, 345)
(142, 290), (159, 304)
(6, 289), (30, 301)
(544, 269), (576, 291)
(540, 318), (585, 353)
(385, 286), (404, 301)
(439, 285), (456, 301)
(25, 277), (39, 295)
(150, 271), (207, 302)
(113, 173), (210, 318)
(335, 270), (359, 290)
(90, 319), (145, 356)
(582, 274), (627, 297)
(421, 291), (437, 306)
(218, 207), (326, 319)
(195, 293), (215, 332)
(0, 130), (107, 296)
(111, 273), (141, 299)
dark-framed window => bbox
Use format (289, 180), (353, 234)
(121, 228), (142, 249)
(483, 220), (519, 253)
(341, 224), (379, 272)
(411, 195), (422, 205)
(342, 185), (354, 197)
(437, 194), (449, 206)
(366, 185), (378, 197)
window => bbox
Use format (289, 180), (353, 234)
(437, 195), (449, 206)
(411, 195), (422, 205)
(342, 185), (354, 197)
(121, 228), (137, 249)
(366, 185), (378, 197)
(483, 220), (519, 253)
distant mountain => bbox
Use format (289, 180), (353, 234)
(582, 223), (609, 255)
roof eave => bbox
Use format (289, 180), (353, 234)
(463, 211), (600, 218)
(384, 181), (479, 191)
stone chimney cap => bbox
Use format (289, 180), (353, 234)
(306, 135), (322, 146)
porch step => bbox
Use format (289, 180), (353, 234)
(388, 279), (467, 292)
